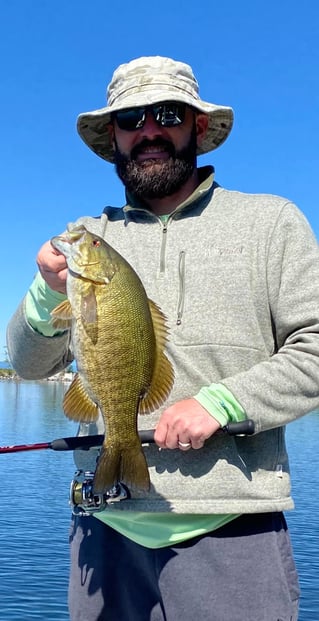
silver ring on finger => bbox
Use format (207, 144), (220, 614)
(178, 441), (191, 449)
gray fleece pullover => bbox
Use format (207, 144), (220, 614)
(7, 167), (319, 514)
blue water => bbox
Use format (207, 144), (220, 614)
(0, 381), (318, 620)
(0, 381), (75, 620)
(285, 411), (319, 619)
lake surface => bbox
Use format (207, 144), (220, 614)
(0, 380), (318, 620)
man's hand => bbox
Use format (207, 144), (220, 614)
(36, 240), (68, 294)
(154, 398), (221, 451)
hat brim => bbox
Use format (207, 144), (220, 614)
(77, 90), (234, 163)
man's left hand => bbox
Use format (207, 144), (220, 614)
(154, 398), (221, 450)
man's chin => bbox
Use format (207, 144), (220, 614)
(136, 157), (170, 168)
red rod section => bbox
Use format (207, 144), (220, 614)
(0, 442), (50, 454)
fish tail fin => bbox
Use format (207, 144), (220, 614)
(93, 446), (122, 494)
(93, 442), (150, 494)
(120, 445), (150, 492)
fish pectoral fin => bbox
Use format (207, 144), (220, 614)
(81, 286), (98, 324)
(93, 442), (150, 493)
(80, 286), (99, 344)
(63, 373), (99, 422)
(50, 300), (73, 330)
(139, 299), (175, 414)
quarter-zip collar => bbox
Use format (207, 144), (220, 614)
(120, 166), (216, 329)
(122, 165), (215, 224)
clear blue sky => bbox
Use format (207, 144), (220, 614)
(1, 0), (319, 356)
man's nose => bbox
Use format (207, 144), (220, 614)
(140, 111), (163, 138)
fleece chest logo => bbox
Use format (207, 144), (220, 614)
(209, 245), (245, 257)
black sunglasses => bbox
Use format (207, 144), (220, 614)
(113, 102), (186, 132)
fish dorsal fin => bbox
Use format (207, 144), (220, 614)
(51, 300), (73, 330)
(139, 299), (174, 414)
(63, 373), (99, 422)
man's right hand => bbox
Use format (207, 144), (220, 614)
(36, 240), (68, 294)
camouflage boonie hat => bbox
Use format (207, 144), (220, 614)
(77, 56), (234, 163)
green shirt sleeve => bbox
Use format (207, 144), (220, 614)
(25, 272), (67, 337)
(194, 383), (246, 427)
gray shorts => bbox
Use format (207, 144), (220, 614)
(68, 512), (300, 621)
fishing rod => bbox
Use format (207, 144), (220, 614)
(1, 420), (255, 514)
(0, 419), (255, 454)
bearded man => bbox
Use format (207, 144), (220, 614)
(8, 55), (319, 621)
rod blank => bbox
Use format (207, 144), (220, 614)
(0, 420), (255, 454)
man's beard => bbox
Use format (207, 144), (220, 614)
(113, 123), (198, 200)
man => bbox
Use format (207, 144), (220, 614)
(7, 56), (319, 620)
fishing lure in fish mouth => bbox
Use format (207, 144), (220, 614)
(50, 224), (175, 496)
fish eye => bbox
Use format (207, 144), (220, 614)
(92, 239), (101, 247)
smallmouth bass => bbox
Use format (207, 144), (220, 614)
(51, 224), (174, 493)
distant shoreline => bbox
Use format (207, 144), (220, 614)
(0, 368), (74, 382)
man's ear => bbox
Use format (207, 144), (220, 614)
(196, 114), (209, 148)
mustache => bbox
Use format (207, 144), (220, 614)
(131, 138), (176, 160)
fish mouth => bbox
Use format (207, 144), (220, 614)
(51, 231), (103, 272)
(50, 235), (67, 253)
(51, 227), (86, 256)
(55, 229), (83, 244)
